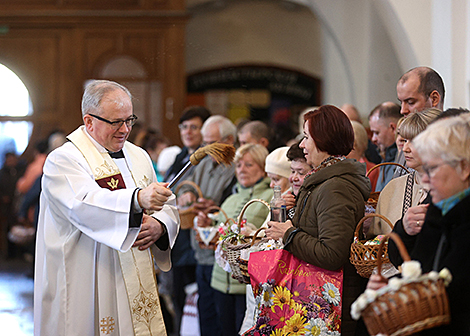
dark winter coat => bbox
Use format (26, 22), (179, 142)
(400, 194), (470, 335)
(283, 159), (371, 336)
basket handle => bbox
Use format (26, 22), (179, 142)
(354, 213), (394, 239)
(250, 227), (266, 246)
(366, 162), (410, 177)
(377, 232), (411, 280)
(225, 217), (237, 226)
(237, 199), (270, 229)
(175, 180), (203, 199)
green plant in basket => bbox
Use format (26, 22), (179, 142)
(218, 218), (254, 248)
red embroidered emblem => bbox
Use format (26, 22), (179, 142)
(96, 174), (126, 190)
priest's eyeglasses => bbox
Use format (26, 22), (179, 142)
(89, 113), (138, 130)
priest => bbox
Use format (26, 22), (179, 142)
(34, 80), (179, 336)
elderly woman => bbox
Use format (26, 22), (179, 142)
(281, 140), (312, 220)
(196, 143), (273, 336)
(368, 108), (441, 240)
(266, 105), (371, 336)
(265, 146), (291, 194)
(368, 113), (470, 334)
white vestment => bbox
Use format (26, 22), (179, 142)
(34, 126), (179, 336)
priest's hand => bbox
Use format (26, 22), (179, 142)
(133, 214), (165, 250)
(138, 182), (172, 211)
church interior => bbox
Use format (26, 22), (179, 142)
(0, 1), (469, 335)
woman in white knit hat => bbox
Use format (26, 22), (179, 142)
(264, 146), (291, 194)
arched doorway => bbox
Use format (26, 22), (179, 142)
(0, 64), (33, 168)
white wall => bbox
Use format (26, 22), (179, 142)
(186, 1), (323, 78)
(186, 0), (404, 121)
(387, 0), (433, 66)
(383, 0), (469, 109)
(284, 0), (470, 112)
(186, 0), (470, 120)
(450, 0), (468, 108)
(309, 0), (470, 111)
(367, 4), (403, 110)
(306, 0), (403, 119)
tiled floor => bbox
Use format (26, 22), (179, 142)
(0, 257), (185, 336)
(0, 257), (34, 336)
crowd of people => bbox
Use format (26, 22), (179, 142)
(2, 65), (468, 336)
(141, 66), (469, 336)
(0, 130), (66, 265)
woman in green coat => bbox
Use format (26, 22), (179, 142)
(196, 143), (273, 336)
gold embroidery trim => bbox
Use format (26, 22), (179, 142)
(130, 250), (159, 335)
(100, 316), (115, 334)
(107, 177), (120, 189)
(95, 161), (120, 179)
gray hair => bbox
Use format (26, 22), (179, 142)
(238, 120), (269, 140)
(201, 115), (237, 141)
(81, 80), (132, 117)
(413, 113), (470, 164)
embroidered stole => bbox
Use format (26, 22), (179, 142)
(67, 126), (166, 336)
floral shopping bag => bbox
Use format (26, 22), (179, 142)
(244, 249), (343, 336)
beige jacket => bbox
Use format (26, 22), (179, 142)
(369, 173), (427, 236)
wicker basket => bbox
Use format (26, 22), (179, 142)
(175, 180), (203, 230)
(366, 162), (410, 211)
(236, 227), (267, 284)
(361, 232), (451, 336)
(194, 205), (232, 250)
(366, 162), (410, 178)
(350, 213), (393, 278)
(221, 199), (270, 284)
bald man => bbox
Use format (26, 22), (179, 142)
(397, 66), (445, 117)
(394, 67), (445, 177)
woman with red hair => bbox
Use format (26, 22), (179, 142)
(266, 105), (371, 335)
